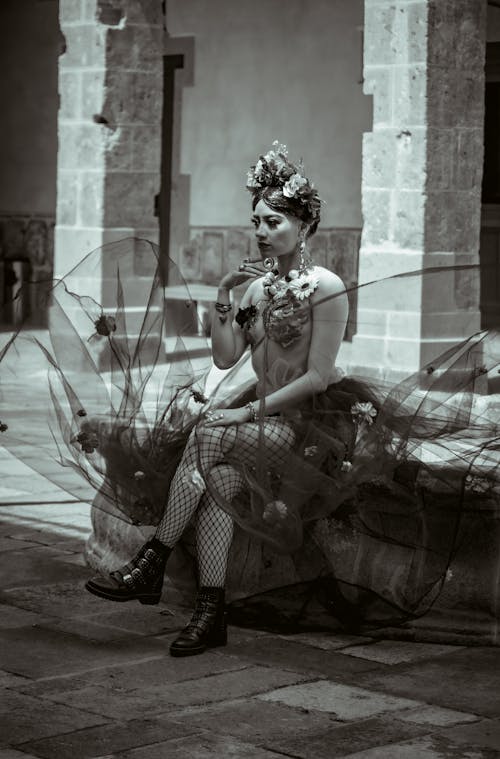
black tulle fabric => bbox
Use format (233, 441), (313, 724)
(1, 238), (499, 631)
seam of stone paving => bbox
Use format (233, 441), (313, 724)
(13, 725), (207, 755)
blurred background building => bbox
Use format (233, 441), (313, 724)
(0, 0), (499, 380)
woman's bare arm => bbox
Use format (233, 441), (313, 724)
(211, 277), (261, 369)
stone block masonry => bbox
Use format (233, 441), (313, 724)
(55, 0), (163, 293)
(355, 0), (486, 380)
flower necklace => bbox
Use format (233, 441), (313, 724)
(261, 262), (319, 348)
(262, 264), (319, 302)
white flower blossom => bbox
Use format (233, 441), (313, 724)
(288, 272), (319, 301)
(351, 401), (377, 425)
(283, 173), (308, 198)
(263, 500), (288, 524)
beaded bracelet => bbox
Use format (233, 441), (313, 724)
(245, 401), (257, 423)
(215, 302), (233, 314)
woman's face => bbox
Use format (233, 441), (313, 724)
(252, 199), (302, 259)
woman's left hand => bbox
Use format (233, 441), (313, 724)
(202, 406), (249, 427)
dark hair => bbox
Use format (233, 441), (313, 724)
(251, 186), (321, 237)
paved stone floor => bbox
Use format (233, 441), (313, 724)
(0, 498), (500, 758)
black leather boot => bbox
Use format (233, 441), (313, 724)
(170, 586), (227, 657)
(85, 538), (171, 605)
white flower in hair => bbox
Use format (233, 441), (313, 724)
(265, 140), (288, 161)
(283, 173), (308, 198)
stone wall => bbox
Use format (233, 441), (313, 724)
(351, 0), (486, 379)
(55, 0), (163, 289)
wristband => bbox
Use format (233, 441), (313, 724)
(245, 401), (257, 423)
(215, 302), (233, 314)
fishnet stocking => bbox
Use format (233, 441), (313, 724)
(195, 464), (242, 587)
(154, 419), (296, 570)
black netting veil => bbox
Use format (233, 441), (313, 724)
(1, 237), (499, 631)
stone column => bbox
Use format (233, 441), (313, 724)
(352, 0), (486, 379)
(55, 0), (163, 290)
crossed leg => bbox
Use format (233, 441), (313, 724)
(155, 418), (296, 582)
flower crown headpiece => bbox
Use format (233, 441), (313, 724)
(246, 141), (321, 225)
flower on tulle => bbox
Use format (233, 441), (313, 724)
(75, 430), (99, 454)
(76, 409), (87, 417)
(191, 389), (208, 404)
(304, 445), (318, 458)
(341, 460), (353, 473)
(235, 304), (258, 329)
(283, 173), (308, 199)
(288, 272), (319, 301)
(465, 474), (491, 495)
(262, 500), (288, 525)
(94, 314), (116, 337)
(0, 422), (8, 432)
(351, 401), (377, 425)
(478, 365), (488, 375)
(134, 470), (146, 480)
(185, 466), (205, 495)
(426, 366), (434, 375)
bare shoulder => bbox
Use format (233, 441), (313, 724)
(313, 266), (347, 298)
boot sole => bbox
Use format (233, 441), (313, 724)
(85, 580), (161, 605)
(169, 637), (227, 657)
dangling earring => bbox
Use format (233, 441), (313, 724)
(263, 257), (276, 271)
(298, 235), (312, 273)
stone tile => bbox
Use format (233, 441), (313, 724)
(81, 605), (190, 636)
(18, 650), (243, 699)
(1, 581), (113, 618)
(275, 632), (374, 651)
(52, 552), (87, 567)
(21, 717), (200, 759)
(0, 537), (40, 552)
(0, 691), (107, 745)
(257, 681), (422, 720)
(170, 698), (342, 744)
(95, 733), (284, 758)
(340, 641), (464, 665)
(0, 669), (31, 688)
(439, 718), (500, 752)
(0, 751), (44, 759)
(0, 625), (166, 679)
(344, 734), (494, 758)
(358, 647), (500, 718)
(261, 716), (428, 759)
(26, 665), (310, 721)
(0, 604), (51, 630)
(33, 617), (145, 643)
(0, 551), (89, 591)
(228, 636), (383, 680)
(398, 705), (481, 727)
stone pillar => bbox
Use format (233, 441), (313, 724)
(55, 0), (163, 290)
(352, 0), (486, 379)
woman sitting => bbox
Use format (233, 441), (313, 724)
(85, 142), (349, 656)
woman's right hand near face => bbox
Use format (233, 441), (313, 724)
(219, 261), (266, 291)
